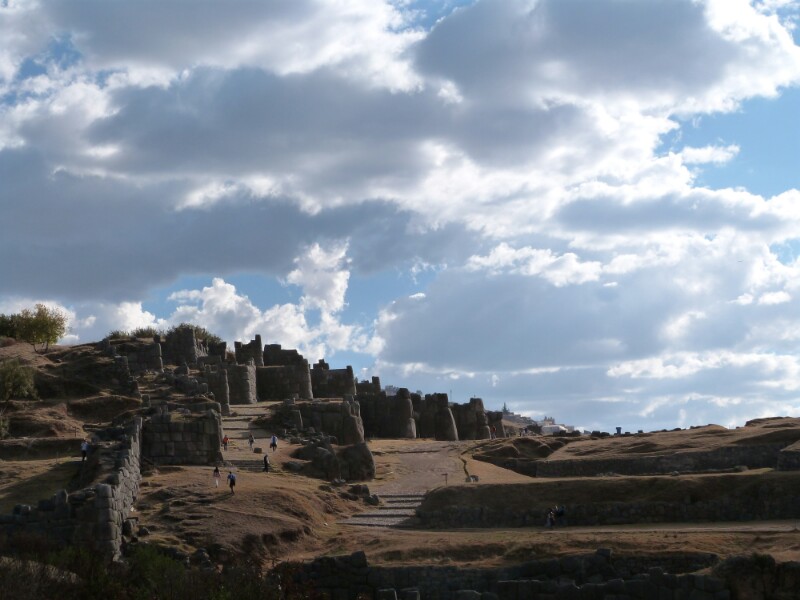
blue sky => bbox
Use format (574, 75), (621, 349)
(2, 0), (800, 433)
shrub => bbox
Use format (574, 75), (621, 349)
(0, 358), (37, 404)
(131, 326), (162, 339)
(168, 323), (224, 346)
(105, 330), (130, 340)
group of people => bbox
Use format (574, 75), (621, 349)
(212, 466), (238, 493)
(545, 505), (566, 528)
(214, 432), (279, 493)
(221, 433), (278, 452)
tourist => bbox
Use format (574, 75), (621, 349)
(222, 435), (229, 451)
(490, 426), (497, 439)
(248, 433), (255, 450)
(270, 434), (278, 452)
(213, 465), (220, 488)
(555, 505), (566, 526)
(545, 507), (556, 528)
(263, 453), (270, 473)
(80, 438), (89, 462)
(227, 471), (237, 494)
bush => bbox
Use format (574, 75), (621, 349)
(105, 330), (130, 341)
(168, 324), (224, 346)
(0, 358), (37, 404)
(131, 326), (161, 339)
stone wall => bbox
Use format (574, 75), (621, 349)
(413, 393), (459, 441)
(536, 443), (789, 477)
(225, 362), (257, 404)
(311, 360), (357, 399)
(161, 326), (206, 366)
(288, 549), (726, 600)
(256, 365), (312, 401)
(0, 418), (143, 562)
(416, 474), (800, 529)
(141, 406), (223, 465)
(451, 398), (491, 440)
(358, 390), (416, 439)
(202, 365), (230, 415)
(112, 340), (163, 374)
(234, 335), (264, 367)
(257, 343), (313, 399)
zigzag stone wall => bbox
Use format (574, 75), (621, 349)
(0, 417), (143, 562)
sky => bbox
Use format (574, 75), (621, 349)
(2, 0), (800, 433)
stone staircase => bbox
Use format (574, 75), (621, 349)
(341, 493), (426, 528)
(224, 457), (271, 473)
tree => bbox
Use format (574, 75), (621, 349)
(0, 358), (38, 439)
(0, 314), (19, 339)
(16, 303), (68, 353)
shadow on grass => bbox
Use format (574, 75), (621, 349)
(0, 460), (80, 513)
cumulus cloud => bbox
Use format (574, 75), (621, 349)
(2, 0), (800, 431)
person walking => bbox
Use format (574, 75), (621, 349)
(248, 433), (255, 451)
(80, 439), (89, 462)
(227, 471), (237, 494)
(222, 435), (229, 451)
(270, 434), (278, 452)
(213, 466), (220, 488)
(263, 453), (270, 473)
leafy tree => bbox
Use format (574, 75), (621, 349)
(0, 358), (38, 439)
(0, 314), (19, 339)
(15, 303), (68, 353)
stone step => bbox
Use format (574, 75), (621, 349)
(379, 502), (421, 509)
(352, 509), (417, 517)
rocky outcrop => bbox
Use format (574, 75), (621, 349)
(291, 434), (375, 481)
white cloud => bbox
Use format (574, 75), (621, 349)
(2, 0), (800, 433)
(285, 242), (351, 314)
(757, 290), (791, 304)
(679, 144), (740, 164)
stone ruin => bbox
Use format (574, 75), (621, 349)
(0, 417), (143, 562)
(0, 400), (224, 562)
(260, 343), (313, 400)
(141, 404), (223, 466)
(282, 399), (376, 481)
(107, 326), (508, 443)
(287, 398), (366, 446)
(311, 359), (357, 398)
